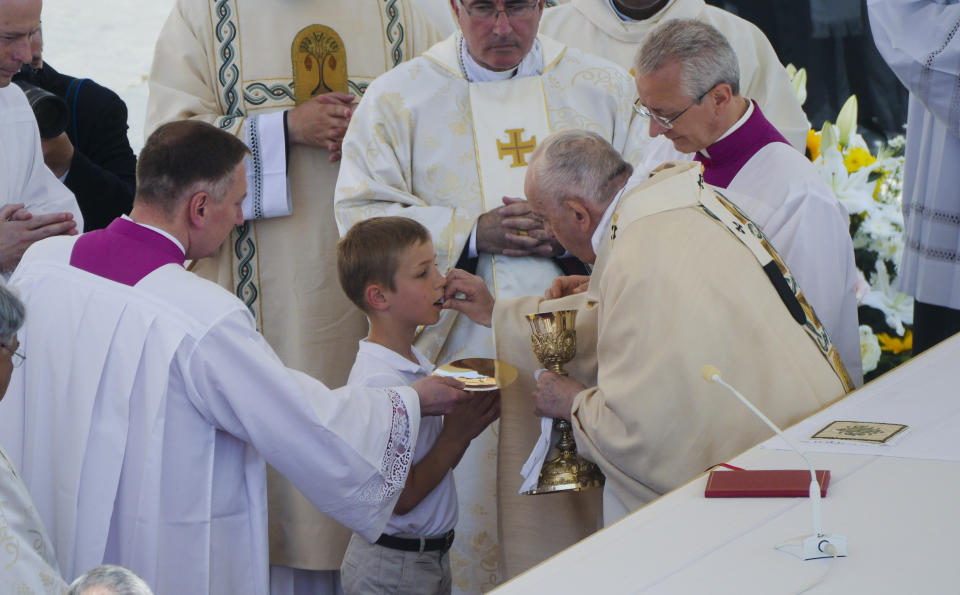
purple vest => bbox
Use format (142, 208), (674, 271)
(70, 217), (185, 286)
(694, 101), (789, 188)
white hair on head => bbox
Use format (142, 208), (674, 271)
(633, 19), (740, 99)
(528, 129), (632, 209)
(0, 282), (25, 346)
(67, 565), (153, 595)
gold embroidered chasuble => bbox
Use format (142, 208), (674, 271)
(145, 0), (439, 572)
(335, 33), (641, 588)
(493, 162), (849, 569)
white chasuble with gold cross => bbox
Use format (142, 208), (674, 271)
(336, 33), (641, 590)
(146, 0), (441, 580)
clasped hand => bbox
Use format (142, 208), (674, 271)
(476, 197), (563, 258)
(286, 91), (355, 162)
(532, 371), (584, 421)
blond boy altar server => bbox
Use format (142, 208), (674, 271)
(145, 1), (440, 591)
(0, 121), (468, 595)
(445, 129), (852, 525)
(539, 0), (810, 152)
(334, 0), (639, 584)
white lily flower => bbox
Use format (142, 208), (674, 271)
(861, 261), (914, 335)
(859, 325), (881, 373)
(836, 95), (858, 149)
(814, 144), (879, 215)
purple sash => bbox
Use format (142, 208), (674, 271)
(70, 218), (185, 286)
(695, 101), (790, 188)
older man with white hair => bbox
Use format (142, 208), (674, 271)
(445, 129), (851, 525)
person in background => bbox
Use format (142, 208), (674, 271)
(13, 25), (136, 230)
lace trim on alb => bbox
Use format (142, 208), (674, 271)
(357, 389), (412, 505)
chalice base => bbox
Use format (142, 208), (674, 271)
(524, 450), (605, 495)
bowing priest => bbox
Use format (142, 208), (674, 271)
(444, 129), (852, 525)
(539, 0), (810, 153)
(0, 0), (82, 271)
(0, 120), (468, 595)
(630, 19), (862, 385)
(146, 1), (441, 590)
(334, 0), (641, 581)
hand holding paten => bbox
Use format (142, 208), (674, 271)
(442, 268), (494, 327)
(411, 375), (468, 416)
(532, 371), (582, 421)
(544, 275), (590, 300)
(476, 196), (560, 257)
(286, 91), (355, 161)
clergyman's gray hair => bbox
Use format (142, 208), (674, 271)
(633, 19), (740, 99)
(528, 129), (632, 209)
(67, 565), (153, 595)
(0, 283), (25, 345)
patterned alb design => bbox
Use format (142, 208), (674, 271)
(357, 389), (412, 505)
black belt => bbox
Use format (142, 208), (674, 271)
(375, 530), (454, 553)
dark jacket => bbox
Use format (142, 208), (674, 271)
(15, 62), (136, 231)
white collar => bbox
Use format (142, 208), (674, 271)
(357, 338), (434, 374)
(459, 35), (543, 82)
(699, 98), (753, 160)
(590, 180), (631, 255)
(122, 214), (186, 255)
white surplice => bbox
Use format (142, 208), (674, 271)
(0, 85), (83, 233)
(0, 236), (421, 595)
(146, 1), (441, 581)
(539, 0), (810, 152)
(869, 0), (960, 308)
(0, 445), (68, 594)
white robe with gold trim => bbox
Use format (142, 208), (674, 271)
(335, 33), (638, 590)
(540, 0), (811, 152)
(494, 162), (848, 524)
(145, 0), (439, 580)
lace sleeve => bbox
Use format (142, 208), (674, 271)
(357, 389), (413, 505)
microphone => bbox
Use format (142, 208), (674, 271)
(701, 365), (847, 560)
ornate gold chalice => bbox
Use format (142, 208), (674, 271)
(524, 310), (604, 494)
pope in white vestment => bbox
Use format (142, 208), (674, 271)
(0, 84), (83, 251)
(335, 29), (638, 588)
(145, 1), (440, 586)
(0, 229), (423, 595)
(539, 0), (810, 152)
(491, 157), (851, 525)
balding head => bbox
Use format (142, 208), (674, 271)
(524, 130), (631, 264)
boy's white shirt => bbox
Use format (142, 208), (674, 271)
(348, 339), (458, 538)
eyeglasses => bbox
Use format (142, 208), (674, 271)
(633, 87), (712, 130)
(0, 343), (24, 368)
(459, 0), (540, 22)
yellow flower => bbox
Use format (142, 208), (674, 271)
(843, 146), (876, 173)
(877, 330), (912, 354)
(807, 129), (821, 161)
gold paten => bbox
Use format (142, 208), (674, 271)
(292, 25), (348, 104)
(524, 310), (605, 495)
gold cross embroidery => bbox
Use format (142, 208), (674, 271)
(497, 129), (537, 168)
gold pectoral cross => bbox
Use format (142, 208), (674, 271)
(497, 128), (537, 168)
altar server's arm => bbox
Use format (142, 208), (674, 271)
(868, 0), (960, 134)
(146, 0), (289, 222)
(186, 308), (421, 541)
(334, 83), (477, 270)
